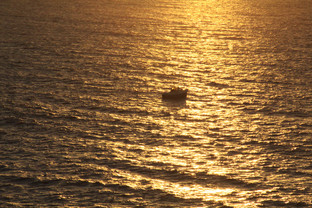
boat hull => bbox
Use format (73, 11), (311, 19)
(162, 90), (188, 100)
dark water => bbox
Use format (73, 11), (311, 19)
(1, 0), (312, 207)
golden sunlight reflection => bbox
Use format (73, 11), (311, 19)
(106, 139), (234, 179)
(96, 0), (312, 206)
(1, 0), (311, 206)
(114, 169), (239, 206)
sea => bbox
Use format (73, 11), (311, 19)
(1, 0), (312, 207)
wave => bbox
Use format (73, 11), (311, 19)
(261, 200), (309, 207)
(242, 105), (312, 119)
(0, 174), (231, 207)
(94, 157), (258, 190)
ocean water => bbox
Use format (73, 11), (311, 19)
(1, 0), (312, 207)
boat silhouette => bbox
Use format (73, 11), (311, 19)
(162, 87), (188, 100)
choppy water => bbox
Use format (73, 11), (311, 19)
(1, 0), (312, 207)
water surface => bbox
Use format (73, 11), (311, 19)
(1, 0), (312, 207)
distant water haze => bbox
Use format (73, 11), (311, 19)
(1, 0), (312, 207)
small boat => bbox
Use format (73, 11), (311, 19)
(162, 87), (188, 100)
